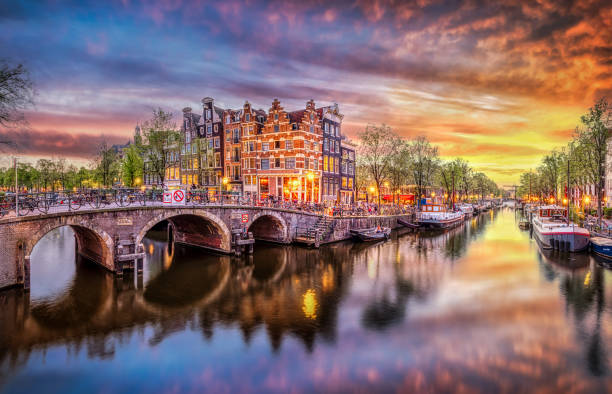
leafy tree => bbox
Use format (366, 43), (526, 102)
(387, 142), (411, 205)
(142, 108), (180, 188)
(93, 141), (119, 188)
(121, 143), (144, 187)
(357, 124), (401, 208)
(575, 98), (610, 226)
(407, 136), (439, 206)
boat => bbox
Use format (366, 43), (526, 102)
(456, 203), (474, 218)
(518, 220), (530, 230)
(397, 218), (419, 229)
(531, 205), (590, 252)
(590, 237), (612, 259)
(416, 204), (464, 229)
(350, 227), (391, 242)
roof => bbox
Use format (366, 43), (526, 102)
(288, 110), (306, 124)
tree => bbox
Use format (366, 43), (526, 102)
(575, 98), (610, 227)
(357, 124), (401, 209)
(407, 136), (439, 207)
(121, 144), (144, 187)
(93, 141), (119, 188)
(387, 142), (411, 205)
(142, 108), (180, 188)
(0, 61), (34, 128)
(438, 159), (462, 209)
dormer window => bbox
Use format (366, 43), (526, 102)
(246, 114), (250, 122)
(274, 113), (279, 121)
(226, 115), (230, 124)
(206, 109), (212, 119)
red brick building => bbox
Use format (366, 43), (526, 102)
(242, 99), (322, 202)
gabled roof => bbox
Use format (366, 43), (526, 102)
(288, 110), (306, 124)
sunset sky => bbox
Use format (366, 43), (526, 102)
(1, 0), (611, 185)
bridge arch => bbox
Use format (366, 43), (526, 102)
(136, 209), (231, 253)
(26, 219), (115, 272)
(247, 211), (289, 243)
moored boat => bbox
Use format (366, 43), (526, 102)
(350, 227), (391, 242)
(531, 205), (589, 252)
(590, 237), (612, 259)
(456, 203), (474, 218)
(416, 204), (464, 229)
(397, 218), (419, 229)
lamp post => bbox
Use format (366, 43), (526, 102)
(14, 157), (18, 217)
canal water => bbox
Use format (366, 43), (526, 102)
(1, 209), (611, 392)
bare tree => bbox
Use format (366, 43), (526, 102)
(0, 61), (34, 128)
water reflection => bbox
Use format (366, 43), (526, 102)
(1, 209), (611, 392)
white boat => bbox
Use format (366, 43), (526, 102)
(456, 203), (474, 217)
(416, 204), (465, 229)
(531, 205), (589, 252)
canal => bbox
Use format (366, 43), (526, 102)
(1, 208), (611, 392)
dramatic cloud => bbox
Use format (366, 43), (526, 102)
(1, 0), (610, 185)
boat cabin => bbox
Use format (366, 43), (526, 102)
(421, 204), (447, 213)
(538, 206), (567, 221)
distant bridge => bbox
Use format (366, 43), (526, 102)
(0, 204), (410, 290)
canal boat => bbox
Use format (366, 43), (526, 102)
(531, 205), (589, 252)
(590, 237), (612, 260)
(397, 218), (419, 229)
(350, 227), (391, 242)
(416, 204), (464, 229)
(456, 203), (475, 217)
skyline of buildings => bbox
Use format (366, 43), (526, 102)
(144, 97), (356, 203)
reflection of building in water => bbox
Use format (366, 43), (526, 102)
(0, 242), (355, 368)
(538, 252), (611, 377)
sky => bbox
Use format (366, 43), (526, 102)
(1, 0), (611, 186)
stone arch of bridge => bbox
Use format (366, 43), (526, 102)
(136, 209), (231, 253)
(26, 219), (115, 272)
(246, 211), (289, 243)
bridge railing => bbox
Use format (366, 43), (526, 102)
(0, 189), (412, 219)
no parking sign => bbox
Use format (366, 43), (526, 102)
(163, 189), (186, 205)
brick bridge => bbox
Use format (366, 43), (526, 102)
(0, 205), (411, 290)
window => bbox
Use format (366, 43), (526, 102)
(206, 109), (212, 119)
(336, 142), (340, 153)
(310, 113), (314, 121)
(249, 141), (254, 152)
(261, 159), (270, 170)
(310, 125), (314, 133)
(186, 132), (191, 143)
(305, 158), (309, 169)
(215, 152), (221, 167)
(274, 113), (279, 120)
(314, 159), (318, 170)
(323, 139), (328, 151)
(342, 177), (347, 188)
(323, 156), (328, 172)
(262, 142), (269, 151)
(275, 158), (281, 168)
(207, 124), (212, 135)
(226, 115), (230, 124)
(274, 140), (280, 149)
(233, 129), (239, 142)
(214, 124), (218, 132)
(249, 158), (255, 169)
(348, 178), (353, 188)
(286, 140), (293, 150)
(274, 124), (279, 132)
(324, 123), (329, 133)
(314, 142), (319, 151)
(285, 157), (295, 169)
(214, 137), (220, 148)
(192, 144), (197, 154)
(246, 114), (250, 121)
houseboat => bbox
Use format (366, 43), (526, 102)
(416, 204), (464, 229)
(590, 237), (612, 260)
(531, 205), (589, 252)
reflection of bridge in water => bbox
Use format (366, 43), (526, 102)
(0, 205), (411, 290)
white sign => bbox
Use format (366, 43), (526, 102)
(163, 190), (186, 205)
